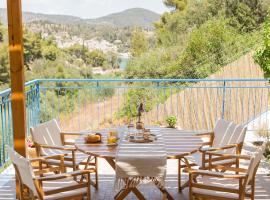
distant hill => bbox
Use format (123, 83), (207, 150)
(0, 8), (84, 25)
(0, 8), (160, 28)
(88, 8), (160, 28)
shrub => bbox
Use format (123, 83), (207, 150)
(254, 22), (270, 78)
(166, 115), (177, 128)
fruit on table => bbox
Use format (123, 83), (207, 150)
(85, 133), (101, 143)
(107, 136), (118, 144)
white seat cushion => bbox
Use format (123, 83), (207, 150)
(41, 148), (71, 156)
(43, 177), (87, 200)
(193, 176), (250, 199)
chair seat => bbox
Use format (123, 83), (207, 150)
(42, 150), (90, 167)
(186, 152), (236, 167)
(43, 177), (87, 200)
(41, 148), (71, 156)
(193, 176), (250, 199)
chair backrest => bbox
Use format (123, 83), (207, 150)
(7, 146), (38, 197)
(246, 142), (267, 184)
(212, 119), (247, 153)
(30, 119), (62, 146)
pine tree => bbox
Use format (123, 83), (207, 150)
(163, 0), (187, 11)
(0, 20), (4, 42)
(0, 44), (10, 84)
(130, 28), (149, 57)
(224, 0), (267, 32)
(0, 20), (9, 84)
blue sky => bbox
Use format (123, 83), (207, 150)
(0, 0), (169, 18)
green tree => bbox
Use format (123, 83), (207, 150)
(41, 36), (59, 61)
(67, 44), (88, 61)
(224, 0), (267, 32)
(107, 51), (120, 69)
(41, 45), (59, 61)
(0, 44), (10, 84)
(0, 21), (10, 84)
(130, 28), (149, 57)
(0, 20), (4, 42)
(23, 30), (42, 69)
(86, 50), (106, 67)
(254, 22), (270, 78)
(179, 18), (238, 78)
(155, 0), (212, 46)
(164, 0), (187, 11)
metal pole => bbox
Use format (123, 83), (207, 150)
(36, 81), (40, 124)
(221, 81), (226, 119)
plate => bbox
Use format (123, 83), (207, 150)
(125, 133), (157, 143)
(106, 143), (118, 146)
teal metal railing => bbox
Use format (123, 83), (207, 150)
(0, 78), (270, 168)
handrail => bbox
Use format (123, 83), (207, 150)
(0, 79), (39, 97)
(0, 78), (269, 169)
(37, 78), (270, 83)
(1, 78), (268, 97)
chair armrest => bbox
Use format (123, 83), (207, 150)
(205, 151), (251, 160)
(39, 144), (76, 151)
(61, 131), (90, 136)
(200, 144), (238, 152)
(187, 169), (247, 179)
(214, 165), (248, 173)
(30, 154), (65, 174)
(29, 154), (65, 163)
(35, 169), (92, 181)
(195, 131), (214, 137)
(60, 131), (90, 145)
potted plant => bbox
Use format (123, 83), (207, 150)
(253, 125), (270, 163)
(166, 115), (177, 128)
(254, 124), (269, 145)
(27, 136), (37, 159)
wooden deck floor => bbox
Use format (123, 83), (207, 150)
(0, 158), (270, 200)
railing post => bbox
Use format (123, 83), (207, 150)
(97, 81), (100, 128)
(156, 82), (160, 122)
(0, 98), (5, 166)
(221, 81), (226, 119)
(0, 95), (10, 166)
(35, 81), (40, 124)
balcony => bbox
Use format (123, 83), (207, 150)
(0, 78), (270, 199)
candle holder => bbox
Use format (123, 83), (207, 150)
(136, 102), (145, 130)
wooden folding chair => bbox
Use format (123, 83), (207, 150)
(30, 119), (98, 189)
(178, 119), (247, 191)
(188, 142), (266, 200)
(7, 146), (92, 200)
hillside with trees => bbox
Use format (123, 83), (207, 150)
(119, 0), (270, 121)
(0, 19), (124, 91)
(125, 0), (269, 79)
